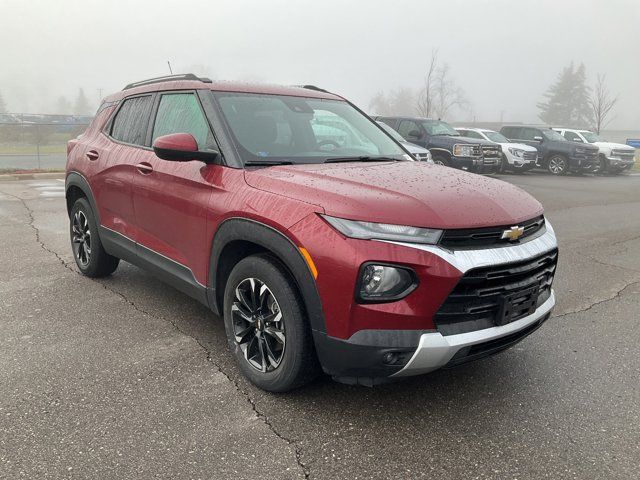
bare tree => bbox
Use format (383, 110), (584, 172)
(0, 90), (7, 113)
(590, 74), (617, 134)
(415, 50), (469, 119)
(369, 87), (416, 116)
(415, 50), (438, 117)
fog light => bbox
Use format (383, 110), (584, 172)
(357, 263), (417, 303)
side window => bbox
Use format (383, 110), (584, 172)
(152, 93), (216, 151)
(111, 95), (153, 146)
(502, 127), (520, 139)
(520, 128), (541, 141)
(398, 120), (421, 139)
(563, 131), (581, 142)
(466, 131), (483, 140)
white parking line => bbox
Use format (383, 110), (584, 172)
(28, 182), (65, 198)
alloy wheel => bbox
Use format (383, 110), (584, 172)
(71, 210), (91, 267)
(231, 278), (286, 372)
(548, 157), (566, 175)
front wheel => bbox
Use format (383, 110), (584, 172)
(432, 155), (449, 167)
(547, 155), (568, 175)
(594, 154), (608, 175)
(223, 255), (319, 392)
(70, 198), (119, 277)
(499, 154), (510, 174)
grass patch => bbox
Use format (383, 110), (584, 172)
(0, 144), (67, 154)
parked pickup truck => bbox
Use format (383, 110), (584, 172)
(374, 116), (501, 174)
(500, 125), (598, 175)
(552, 128), (636, 174)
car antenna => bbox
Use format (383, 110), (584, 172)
(167, 61), (173, 74)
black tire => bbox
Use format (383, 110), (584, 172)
(546, 154), (568, 175)
(70, 198), (119, 277)
(223, 255), (320, 392)
(595, 154), (609, 175)
(432, 154), (449, 167)
(499, 154), (510, 174)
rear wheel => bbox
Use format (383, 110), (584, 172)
(547, 155), (568, 175)
(223, 255), (319, 392)
(70, 198), (119, 277)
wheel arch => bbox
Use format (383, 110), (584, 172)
(208, 217), (326, 334)
(65, 171), (100, 223)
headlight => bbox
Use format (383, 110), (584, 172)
(357, 263), (418, 303)
(508, 147), (524, 158)
(453, 144), (476, 157)
(575, 147), (586, 154)
(321, 215), (443, 244)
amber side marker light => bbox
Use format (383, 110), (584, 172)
(299, 247), (318, 279)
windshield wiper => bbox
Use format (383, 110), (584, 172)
(324, 156), (401, 164)
(244, 160), (294, 166)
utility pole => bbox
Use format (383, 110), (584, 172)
(167, 61), (173, 74)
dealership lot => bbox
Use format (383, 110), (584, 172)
(1, 173), (639, 479)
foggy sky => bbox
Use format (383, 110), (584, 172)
(1, 0), (638, 128)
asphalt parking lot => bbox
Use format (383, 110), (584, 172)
(1, 172), (639, 479)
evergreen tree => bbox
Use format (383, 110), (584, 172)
(537, 63), (592, 127)
(73, 88), (92, 115)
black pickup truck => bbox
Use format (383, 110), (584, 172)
(500, 125), (599, 175)
(373, 116), (501, 173)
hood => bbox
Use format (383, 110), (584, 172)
(244, 162), (543, 229)
(502, 142), (537, 152)
(594, 141), (635, 151)
(448, 135), (495, 145)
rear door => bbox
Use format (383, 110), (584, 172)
(132, 90), (220, 285)
(95, 93), (155, 239)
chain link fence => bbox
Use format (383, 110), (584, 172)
(0, 114), (91, 172)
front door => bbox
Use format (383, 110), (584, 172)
(132, 91), (221, 285)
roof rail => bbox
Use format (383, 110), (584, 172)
(296, 84), (330, 93)
(123, 73), (212, 90)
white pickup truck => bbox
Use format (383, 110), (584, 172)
(553, 128), (636, 174)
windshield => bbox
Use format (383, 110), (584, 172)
(421, 120), (459, 136)
(542, 129), (567, 142)
(484, 131), (509, 143)
(213, 92), (407, 165)
(377, 121), (406, 142)
(581, 131), (600, 143)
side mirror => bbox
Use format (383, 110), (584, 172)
(153, 133), (218, 163)
(573, 137), (583, 143)
(533, 136), (543, 142)
(408, 129), (422, 140)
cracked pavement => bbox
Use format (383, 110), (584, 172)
(1, 173), (639, 479)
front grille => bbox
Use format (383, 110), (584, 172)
(481, 145), (501, 159)
(415, 152), (431, 161)
(434, 248), (558, 336)
(612, 149), (635, 159)
(522, 151), (537, 162)
(440, 216), (545, 249)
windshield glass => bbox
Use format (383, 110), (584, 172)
(542, 129), (567, 142)
(377, 121), (406, 142)
(213, 92), (407, 165)
(484, 131), (509, 143)
(581, 131), (600, 142)
(421, 120), (459, 136)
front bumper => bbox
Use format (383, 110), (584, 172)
(392, 291), (554, 377)
(605, 156), (636, 169)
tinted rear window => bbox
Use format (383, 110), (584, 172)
(111, 95), (153, 146)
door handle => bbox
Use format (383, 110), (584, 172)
(136, 162), (154, 175)
(86, 150), (99, 161)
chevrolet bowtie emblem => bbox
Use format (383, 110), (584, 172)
(501, 226), (525, 241)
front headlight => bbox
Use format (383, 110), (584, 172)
(453, 144), (476, 157)
(321, 215), (443, 244)
(508, 147), (524, 158)
(575, 147), (586, 154)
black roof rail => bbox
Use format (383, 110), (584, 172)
(123, 73), (212, 90)
(295, 84), (330, 93)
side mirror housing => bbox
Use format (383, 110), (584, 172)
(153, 133), (218, 163)
(533, 136), (543, 142)
(408, 129), (422, 140)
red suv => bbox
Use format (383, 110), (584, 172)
(65, 74), (558, 391)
